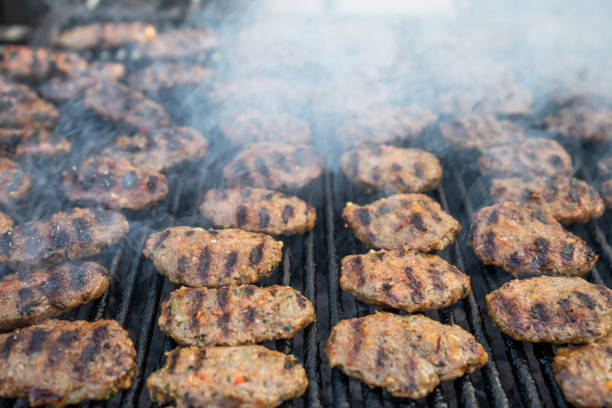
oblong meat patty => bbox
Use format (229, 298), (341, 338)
(147, 346), (307, 408)
(0, 77), (59, 129)
(486, 276), (612, 343)
(0, 46), (88, 79)
(439, 115), (525, 151)
(342, 193), (461, 251)
(0, 211), (12, 234)
(325, 312), (488, 399)
(158, 285), (315, 346)
(129, 61), (212, 92)
(0, 157), (30, 205)
(199, 188), (316, 235)
(0, 128), (71, 158)
(143, 226), (283, 287)
(469, 201), (598, 276)
(139, 28), (218, 59)
(219, 109), (310, 145)
(55, 22), (156, 49)
(544, 104), (612, 143)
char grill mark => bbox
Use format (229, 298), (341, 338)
(198, 247), (212, 279)
(259, 207), (270, 227)
(249, 243), (264, 265)
(236, 205), (248, 226)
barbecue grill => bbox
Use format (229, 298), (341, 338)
(1, 1), (612, 407)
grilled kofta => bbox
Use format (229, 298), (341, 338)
(143, 226), (283, 287)
(486, 276), (612, 343)
(553, 334), (612, 408)
(0, 212), (13, 234)
(341, 249), (470, 312)
(223, 143), (324, 192)
(341, 145), (442, 194)
(601, 179), (612, 208)
(158, 285), (315, 346)
(139, 28), (218, 59)
(55, 22), (156, 49)
(439, 115), (525, 151)
(469, 201), (597, 276)
(544, 103), (612, 143)
(0, 157), (31, 205)
(0, 262), (108, 331)
(438, 82), (533, 116)
(0, 319), (135, 407)
(199, 188), (316, 235)
(478, 138), (573, 177)
(62, 156), (168, 210)
(147, 345), (307, 408)
(325, 313), (488, 399)
(0, 77), (59, 129)
(342, 194), (461, 251)
(0, 207), (128, 269)
(101, 126), (208, 172)
(0, 128), (70, 157)
(0, 46), (88, 79)
(84, 82), (170, 129)
(489, 175), (604, 225)
(129, 61), (212, 92)
(219, 109), (310, 145)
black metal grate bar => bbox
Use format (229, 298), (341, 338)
(303, 228), (322, 407)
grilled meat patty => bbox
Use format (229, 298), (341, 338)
(469, 201), (597, 276)
(601, 179), (612, 209)
(544, 104), (612, 143)
(553, 334), (612, 408)
(478, 138), (573, 177)
(439, 115), (525, 151)
(486, 276), (612, 343)
(598, 156), (612, 178)
(158, 285), (315, 346)
(199, 188), (317, 235)
(342, 193), (461, 251)
(129, 61), (212, 92)
(223, 143), (324, 192)
(341, 249), (470, 312)
(55, 22), (156, 49)
(0, 212), (13, 234)
(0, 319), (136, 407)
(438, 82), (533, 116)
(147, 345), (308, 408)
(84, 82), (170, 129)
(0, 262), (108, 331)
(0, 207), (128, 269)
(143, 226), (283, 287)
(101, 126), (208, 172)
(139, 28), (218, 59)
(0, 46), (88, 79)
(0, 77), (59, 129)
(341, 145), (442, 194)
(490, 175), (604, 225)
(62, 156), (168, 210)
(0, 128), (70, 158)
(325, 312), (488, 399)
(0, 157), (31, 205)
(219, 109), (310, 145)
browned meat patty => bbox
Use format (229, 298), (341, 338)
(439, 115), (525, 151)
(139, 28), (218, 59)
(129, 61), (212, 92)
(147, 345), (308, 408)
(0, 212), (13, 234)
(341, 249), (470, 312)
(0, 207), (128, 269)
(325, 312), (488, 399)
(101, 126), (208, 172)
(598, 156), (612, 178)
(0, 77), (59, 129)
(218, 109), (310, 145)
(553, 334), (612, 408)
(0, 262), (108, 331)
(335, 104), (438, 147)
(55, 22), (156, 49)
(158, 285), (315, 346)
(486, 276), (612, 343)
(341, 145), (442, 194)
(601, 179), (612, 209)
(544, 104), (612, 143)
(62, 156), (168, 210)
(0, 319), (135, 407)
(143, 226), (283, 287)
(0, 157), (31, 205)
(438, 82), (533, 116)
(223, 143), (324, 192)
(342, 193), (461, 251)
(199, 188), (316, 235)
(0, 46), (88, 79)
(84, 82), (170, 130)
(490, 176), (604, 225)
(478, 138), (573, 177)
(469, 201), (598, 277)
(0, 128), (70, 157)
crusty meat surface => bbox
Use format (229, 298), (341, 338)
(0, 128), (70, 157)
(219, 109), (310, 145)
(439, 115), (525, 151)
(325, 313), (488, 399)
(0, 46), (88, 79)
(486, 276), (612, 343)
(101, 126), (208, 172)
(469, 201), (597, 277)
(0, 207), (128, 269)
(62, 156), (168, 210)
(342, 193), (460, 251)
(147, 345), (308, 408)
(598, 156), (612, 178)
(340, 249), (470, 312)
(553, 333), (612, 408)
(199, 188), (316, 235)
(341, 145), (442, 194)
(601, 179), (612, 209)
(55, 22), (156, 49)
(158, 285), (315, 346)
(0, 157), (31, 205)
(0, 77), (59, 129)
(438, 82), (533, 116)
(0, 319), (135, 407)
(143, 226), (283, 287)
(84, 82), (170, 129)
(0, 211), (13, 234)
(139, 28), (217, 59)
(129, 61), (212, 92)
(223, 143), (324, 192)
(478, 138), (573, 177)
(544, 104), (612, 143)
(490, 175), (604, 225)
(0, 262), (108, 331)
